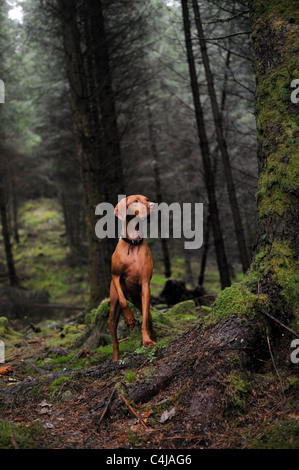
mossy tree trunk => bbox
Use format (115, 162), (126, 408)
(214, 0), (299, 333)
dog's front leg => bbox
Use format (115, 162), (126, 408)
(112, 274), (135, 330)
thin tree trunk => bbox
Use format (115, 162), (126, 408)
(192, 0), (250, 273)
(145, 89), (171, 278)
(198, 212), (210, 286)
(181, 0), (231, 290)
(90, 0), (124, 201)
(0, 177), (18, 286)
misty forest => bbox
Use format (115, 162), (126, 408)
(0, 0), (298, 450)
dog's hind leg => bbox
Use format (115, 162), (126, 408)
(109, 281), (122, 361)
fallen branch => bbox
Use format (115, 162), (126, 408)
(20, 360), (45, 375)
(98, 383), (118, 427)
(266, 331), (285, 401)
(118, 392), (148, 429)
(118, 337), (129, 343)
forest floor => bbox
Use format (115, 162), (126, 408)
(0, 199), (298, 450)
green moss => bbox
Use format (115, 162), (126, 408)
(226, 372), (251, 415)
(0, 317), (22, 340)
(10, 199), (88, 305)
(249, 419), (299, 449)
(228, 372), (251, 395)
(213, 282), (269, 322)
(49, 376), (71, 399)
(252, 5), (299, 223)
(0, 419), (44, 449)
(248, 241), (299, 314)
(167, 300), (196, 319)
(124, 371), (137, 383)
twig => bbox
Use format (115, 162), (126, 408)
(266, 331), (285, 401)
(136, 358), (149, 372)
(69, 348), (89, 364)
(11, 433), (19, 449)
(195, 30), (252, 41)
(263, 311), (299, 338)
(118, 337), (129, 343)
(98, 383), (117, 427)
(118, 392), (147, 429)
(20, 360), (44, 374)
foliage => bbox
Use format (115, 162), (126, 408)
(0, 419), (44, 449)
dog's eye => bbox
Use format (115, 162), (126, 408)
(134, 199), (138, 203)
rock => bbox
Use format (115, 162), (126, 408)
(61, 390), (75, 402)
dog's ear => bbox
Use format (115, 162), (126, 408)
(114, 197), (127, 221)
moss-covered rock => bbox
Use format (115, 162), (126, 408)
(0, 317), (21, 340)
(213, 282), (269, 323)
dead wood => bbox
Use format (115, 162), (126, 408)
(98, 383), (117, 427)
(126, 316), (267, 432)
(118, 392), (148, 429)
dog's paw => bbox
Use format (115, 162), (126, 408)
(143, 339), (156, 348)
(125, 317), (135, 330)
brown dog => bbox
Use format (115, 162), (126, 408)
(109, 195), (156, 361)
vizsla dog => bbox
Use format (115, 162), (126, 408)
(109, 195), (156, 361)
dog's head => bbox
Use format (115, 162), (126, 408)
(115, 195), (155, 221)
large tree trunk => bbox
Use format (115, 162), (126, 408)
(250, 0), (298, 324)
(213, 0), (299, 332)
(181, 0), (231, 290)
(58, 0), (112, 307)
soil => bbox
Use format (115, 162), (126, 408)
(0, 315), (298, 450)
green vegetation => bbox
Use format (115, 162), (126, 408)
(10, 199), (88, 305)
(0, 419), (44, 449)
(212, 281), (269, 323)
(249, 419), (299, 449)
(0, 316), (21, 340)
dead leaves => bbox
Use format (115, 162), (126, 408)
(0, 365), (12, 376)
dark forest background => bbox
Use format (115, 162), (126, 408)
(0, 0), (257, 309)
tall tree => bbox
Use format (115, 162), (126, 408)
(248, 0), (298, 325)
(0, 147), (18, 287)
(214, 0), (299, 334)
(181, 0), (231, 289)
(145, 88), (172, 279)
(57, 0), (112, 307)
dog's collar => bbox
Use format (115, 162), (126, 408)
(121, 237), (143, 255)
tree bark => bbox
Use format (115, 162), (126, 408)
(213, 1), (299, 333)
(248, 0), (299, 325)
(181, 0), (231, 290)
(0, 171), (18, 286)
(57, 0), (111, 307)
(192, 0), (250, 274)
